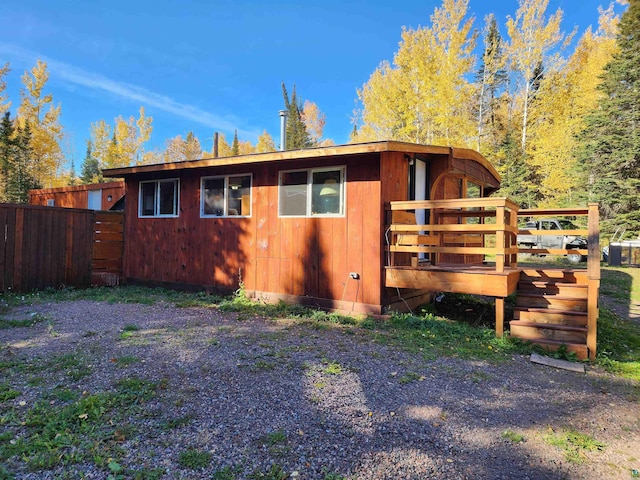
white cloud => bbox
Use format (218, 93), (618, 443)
(0, 43), (256, 138)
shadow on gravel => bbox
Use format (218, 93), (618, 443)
(2, 302), (638, 479)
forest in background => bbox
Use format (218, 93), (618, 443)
(0, 0), (638, 236)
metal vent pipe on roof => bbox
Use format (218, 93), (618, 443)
(279, 110), (288, 151)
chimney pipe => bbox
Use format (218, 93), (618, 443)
(213, 132), (219, 158)
(279, 110), (288, 151)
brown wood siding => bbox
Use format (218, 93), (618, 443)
(0, 204), (94, 292)
(29, 182), (125, 210)
(122, 153), (386, 311)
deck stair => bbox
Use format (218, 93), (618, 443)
(510, 269), (590, 360)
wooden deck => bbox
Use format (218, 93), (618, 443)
(384, 199), (600, 360)
(386, 263), (520, 297)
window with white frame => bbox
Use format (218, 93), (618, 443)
(201, 174), (252, 217)
(279, 167), (345, 217)
(139, 179), (179, 217)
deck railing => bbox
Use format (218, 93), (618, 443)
(517, 204), (600, 357)
(386, 199), (600, 359)
(386, 197), (520, 273)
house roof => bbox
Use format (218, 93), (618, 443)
(28, 180), (125, 195)
(103, 141), (500, 182)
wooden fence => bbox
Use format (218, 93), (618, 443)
(0, 204), (124, 292)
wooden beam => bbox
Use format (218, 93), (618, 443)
(496, 297), (504, 337)
(519, 207), (588, 216)
(385, 267), (520, 297)
(518, 229), (587, 236)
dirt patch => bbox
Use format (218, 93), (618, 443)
(1, 300), (639, 479)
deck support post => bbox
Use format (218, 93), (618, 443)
(495, 297), (505, 337)
(587, 202), (600, 361)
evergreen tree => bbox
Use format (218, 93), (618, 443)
(80, 140), (102, 184)
(576, 0), (640, 235)
(6, 121), (40, 203)
(494, 133), (539, 209)
(0, 111), (15, 201)
(68, 158), (77, 186)
(231, 129), (240, 156)
(476, 14), (507, 151)
(282, 83), (312, 150)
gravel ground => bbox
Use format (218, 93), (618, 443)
(1, 300), (639, 479)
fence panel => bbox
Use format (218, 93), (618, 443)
(92, 211), (124, 286)
(0, 204), (118, 292)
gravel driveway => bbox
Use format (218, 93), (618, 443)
(1, 300), (639, 479)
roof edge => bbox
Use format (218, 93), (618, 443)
(103, 141), (498, 183)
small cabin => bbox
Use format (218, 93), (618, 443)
(104, 141), (501, 314)
(28, 181), (125, 211)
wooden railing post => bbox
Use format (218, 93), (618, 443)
(587, 202), (600, 361)
(509, 204), (519, 267)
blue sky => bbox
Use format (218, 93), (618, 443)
(0, 0), (625, 168)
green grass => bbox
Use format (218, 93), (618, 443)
(177, 448), (212, 469)
(0, 313), (48, 329)
(0, 376), (158, 472)
(368, 311), (530, 362)
(600, 266), (640, 303)
(596, 308), (640, 381)
(248, 464), (289, 480)
(398, 371), (424, 384)
(323, 362), (344, 375)
(542, 427), (605, 463)
(584, 265), (640, 380)
(501, 429), (524, 443)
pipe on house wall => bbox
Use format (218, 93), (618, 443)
(279, 110), (288, 151)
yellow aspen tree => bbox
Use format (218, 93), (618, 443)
(238, 140), (255, 155)
(164, 132), (203, 162)
(505, 0), (571, 152)
(164, 135), (187, 163)
(91, 107), (153, 169)
(255, 130), (276, 153)
(301, 100), (326, 145)
(184, 132), (202, 160)
(0, 63), (10, 114)
(17, 60), (65, 188)
(212, 133), (232, 157)
(90, 119), (111, 170)
(528, 5), (619, 206)
(356, 0), (477, 146)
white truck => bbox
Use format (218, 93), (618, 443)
(517, 218), (587, 264)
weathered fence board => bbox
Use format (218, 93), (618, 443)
(91, 211), (124, 286)
(0, 204), (124, 292)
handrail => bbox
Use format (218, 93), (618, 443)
(386, 197), (519, 273)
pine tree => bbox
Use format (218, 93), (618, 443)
(0, 111), (15, 201)
(282, 83), (312, 150)
(6, 121), (40, 203)
(476, 14), (507, 152)
(231, 129), (240, 156)
(80, 140), (101, 184)
(576, 0), (640, 235)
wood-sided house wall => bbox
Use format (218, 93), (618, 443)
(107, 142), (500, 314)
(29, 181), (125, 211)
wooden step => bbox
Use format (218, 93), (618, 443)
(510, 336), (589, 361)
(509, 321), (587, 343)
(519, 269), (588, 284)
(513, 307), (587, 326)
(515, 293), (587, 311)
(517, 281), (588, 298)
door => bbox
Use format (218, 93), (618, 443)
(88, 190), (102, 210)
(411, 159), (428, 260)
